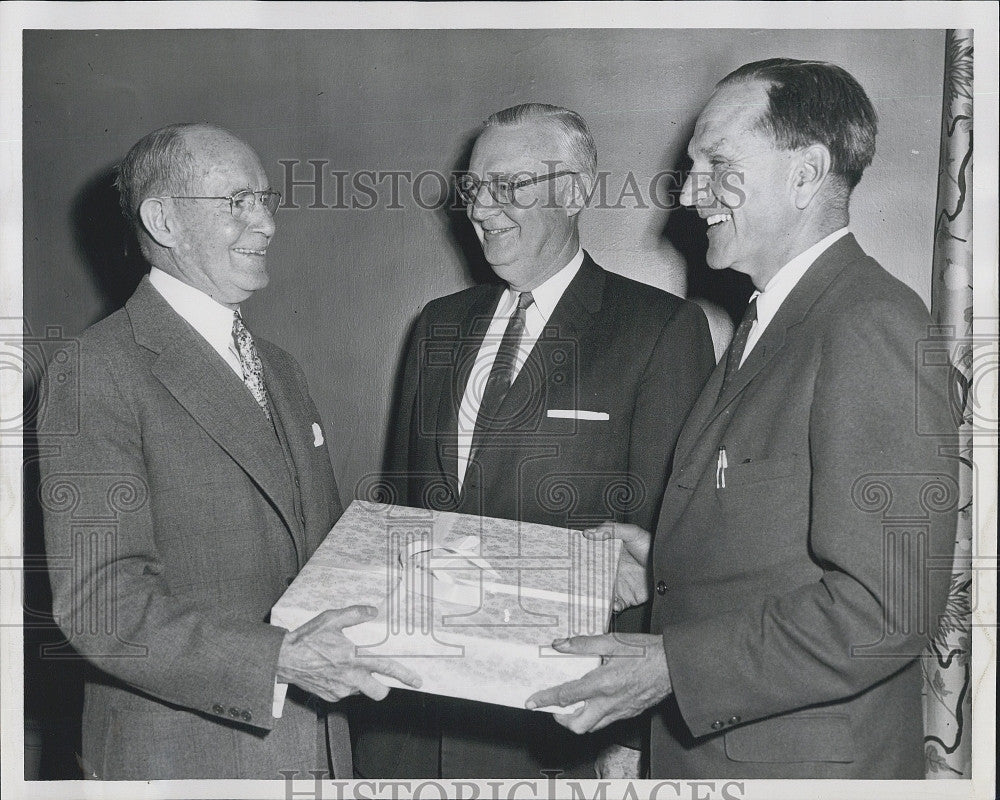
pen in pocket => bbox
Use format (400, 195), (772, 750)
(716, 446), (728, 489)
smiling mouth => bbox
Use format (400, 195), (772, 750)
(483, 226), (517, 237)
(706, 213), (731, 228)
(233, 247), (267, 256)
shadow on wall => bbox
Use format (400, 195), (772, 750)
(71, 165), (147, 325)
(660, 153), (755, 327)
(23, 377), (85, 780)
(24, 164), (147, 779)
(439, 128), (499, 288)
(377, 128), (500, 479)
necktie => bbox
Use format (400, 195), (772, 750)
(719, 296), (758, 398)
(470, 291), (535, 455)
(232, 311), (272, 421)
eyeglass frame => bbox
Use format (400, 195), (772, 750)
(455, 169), (578, 206)
(166, 188), (282, 218)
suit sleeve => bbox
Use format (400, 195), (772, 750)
(661, 297), (956, 736)
(627, 300), (715, 531)
(40, 345), (287, 731)
(384, 307), (431, 502)
(605, 299), (714, 750)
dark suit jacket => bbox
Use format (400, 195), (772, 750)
(354, 253), (715, 778)
(40, 278), (350, 779)
(649, 235), (958, 778)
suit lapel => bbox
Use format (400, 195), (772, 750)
(257, 343), (310, 564)
(477, 253), (605, 450)
(127, 279), (298, 539)
(677, 233), (868, 456)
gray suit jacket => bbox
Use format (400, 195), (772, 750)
(40, 277), (350, 779)
(649, 235), (958, 778)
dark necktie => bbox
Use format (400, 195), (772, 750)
(470, 291), (535, 454)
(719, 296), (758, 398)
(232, 311), (272, 421)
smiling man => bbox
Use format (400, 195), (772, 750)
(39, 123), (420, 779)
(526, 60), (958, 779)
(352, 103), (715, 780)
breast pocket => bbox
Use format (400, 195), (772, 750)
(721, 455), (798, 491)
(716, 455), (808, 556)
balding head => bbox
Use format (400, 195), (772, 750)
(118, 123), (275, 307)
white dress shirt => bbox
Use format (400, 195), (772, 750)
(740, 228), (850, 367)
(456, 248), (584, 489)
(148, 267), (242, 376)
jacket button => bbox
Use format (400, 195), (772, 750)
(212, 704), (225, 714)
(655, 580), (668, 595)
(241, 710), (252, 722)
(711, 720), (724, 730)
(728, 715), (741, 725)
(229, 707), (241, 718)
(294, 478), (301, 488)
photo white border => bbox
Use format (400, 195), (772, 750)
(2, 3), (996, 799)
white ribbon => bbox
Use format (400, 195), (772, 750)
(398, 534), (610, 611)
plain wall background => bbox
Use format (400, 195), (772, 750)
(23, 28), (945, 502)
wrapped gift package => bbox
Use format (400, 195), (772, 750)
(271, 499), (622, 711)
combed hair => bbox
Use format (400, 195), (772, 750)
(485, 103), (598, 178)
(718, 58), (878, 189)
(114, 122), (203, 223)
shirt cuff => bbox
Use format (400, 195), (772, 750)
(272, 679), (289, 718)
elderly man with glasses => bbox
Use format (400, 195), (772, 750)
(352, 103), (715, 780)
(39, 123), (420, 780)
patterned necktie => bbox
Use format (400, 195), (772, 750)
(719, 296), (758, 398)
(471, 291), (535, 454)
(232, 311), (272, 421)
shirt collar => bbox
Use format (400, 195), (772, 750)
(148, 267), (239, 355)
(501, 248), (584, 322)
(751, 227), (850, 312)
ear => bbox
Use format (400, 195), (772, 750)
(790, 144), (832, 209)
(562, 172), (593, 219)
(138, 197), (179, 249)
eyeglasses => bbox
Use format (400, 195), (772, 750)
(455, 170), (577, 206)
(168, 189), (282, 219)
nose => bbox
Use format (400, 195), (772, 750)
(468, 183), (501, 222)
(249, 201), (276, 237)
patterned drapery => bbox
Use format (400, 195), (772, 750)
(923, 28), (973, 780)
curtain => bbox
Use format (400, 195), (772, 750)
(923, 28), (973, 780)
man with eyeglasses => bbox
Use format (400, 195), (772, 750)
(352, 104), (715, 780)
(39, 123), (419, 779)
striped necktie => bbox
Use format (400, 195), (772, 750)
(719, 296), (758, 398)
(471, 291), (535, 454)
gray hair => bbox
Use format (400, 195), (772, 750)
(485, 103), (597, 179)
(114, 122), (204, 224)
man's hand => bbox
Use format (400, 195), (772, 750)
(525, 633), (671, 734)
(583, 522), (652, 612)
(276, 605), (422, 702)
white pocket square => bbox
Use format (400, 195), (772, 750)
(312, 422), (324, 447)
(546, 409), (610, 421)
